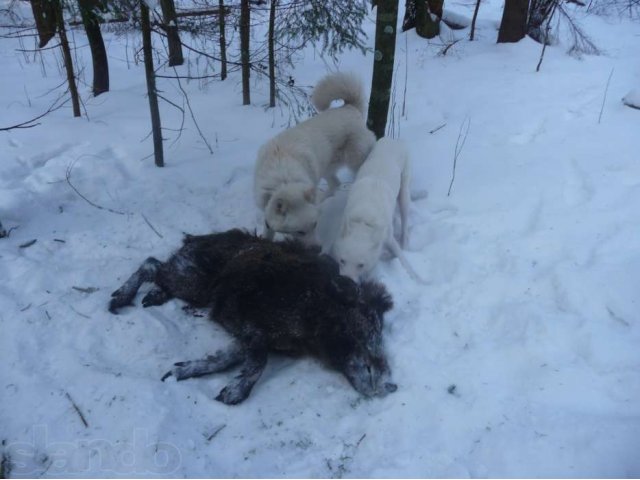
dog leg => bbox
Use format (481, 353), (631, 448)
(386, 236), (428, 285)
(398, 161), (411, 248)
(162, 343), (245, 381)
(109, 257), (163, 313)
(321, 173), (341, 201)
(215, 342), (268, 405)
(141, 286), (173, 308)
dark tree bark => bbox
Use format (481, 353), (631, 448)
(402, 0), (441, 38)
(140, 0), (164, 167)
(159, 0), (184, 66)
(77, 0), (109, 96)
(367, 0), (398, 139)
(240, 0), (250, 105)
(268, 0), (276, 107)
(218, 0), (227, 80)
(29, 0), (57, 47)
(469, 0), (481, 40)
(497, 0), (530, 42)
(528, 0), (556, 43)
(54, 0), (81, 117)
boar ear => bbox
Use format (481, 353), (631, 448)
(275, 198), (288, 215)
(303, 187), (316, 203)
(362, 281), (394, 315)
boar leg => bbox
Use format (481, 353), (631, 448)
(162, 343), (245, 382)
(109, 257), (163, 313)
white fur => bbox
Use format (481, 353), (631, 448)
(333, 138), (423, 283)
(254, 72), (376, 241)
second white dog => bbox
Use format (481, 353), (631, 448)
(333, 137), (423, 283)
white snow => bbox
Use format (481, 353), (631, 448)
(623, 87), (640, 108)
(1, 0), (639, 477)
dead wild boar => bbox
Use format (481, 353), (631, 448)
(109, 229), (397, 404)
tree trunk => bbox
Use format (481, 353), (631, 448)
(29, 0), (57, 47)
(54, 0), (81, 117)
(402, 0), (440, 38)
(159, 0), (184, 66)
(240, 0), (250, 105)
(218, 0), (227, 80)
(77, 0), (109, 96)
(367, 0), (398, 139)
(528, 0), (555, 43)
(140, 0), (164, 167)
(469, 0), (481, 40)
(268, 0), (276, 107)
(497, 0), (530, 42)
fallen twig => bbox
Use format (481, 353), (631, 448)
(429, 123), (446, 134)
(207, 424), (226, 441)
(65, 161), (127, 215)
(19, 239), (37, 249)
(141, 213), (163, 239)
(447, 117), (471, 197)
(65, 392), (89, 428)
(69, 305), (90, 319)
(72, 286), (99, 294)
(598, 68), (614, 124)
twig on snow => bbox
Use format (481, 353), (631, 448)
(65, 392), (89, 428)
(141, 213), (163, 239)
(69, 305), (90, 319)
(598, 68), (614, 124)
(19, 239), (37, 249)
(65, 161), (127, 215)
(447, 117), (471, 197)
(206, 424), (226, 441)
(429, 123), (446, 134)
(72, 286), (99, 294)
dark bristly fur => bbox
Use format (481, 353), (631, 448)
(109, 229), (396, 405)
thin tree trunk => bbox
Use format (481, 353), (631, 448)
(77, 0), (109, 96)
(367, 0), (398, 139)
(141, 0), (164, 167)
(240, 0), (250, 105)
(218, 0), (227, 80)
(497, 0), (530, 42)
(469, 0), (481, 40)
(54, 0), (81, 117)
(159, 0), (184, 66)
(268, 0), (276, 107)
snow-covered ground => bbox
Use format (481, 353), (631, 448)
(1, 0), (639, 477)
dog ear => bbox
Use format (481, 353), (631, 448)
(303, 187), (316, 203)
(275, 198), (288, 215)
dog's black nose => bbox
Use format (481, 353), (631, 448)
(384, 382), (398, 393)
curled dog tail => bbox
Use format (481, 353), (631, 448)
(311, 72), (367, 116)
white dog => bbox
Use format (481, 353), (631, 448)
(332, 138), (424, 283)
(254, 72), (376, 241)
